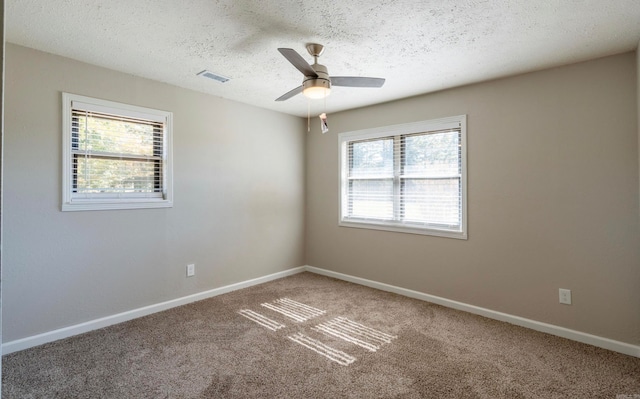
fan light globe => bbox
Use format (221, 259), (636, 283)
(302, 76), (331, 99)
(303, 86), (331, 99)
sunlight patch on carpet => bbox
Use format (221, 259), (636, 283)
(287, 333), (356, 366)
(239, 298), (396, 366)
(260, 298), (326, 322)
(238, 309), (286, 331)
(313, 317), (397, 352)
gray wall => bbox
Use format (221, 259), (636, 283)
(3, 43), (639, 348)
(3, 44), (306, 342)
(306, 52), (640, 345)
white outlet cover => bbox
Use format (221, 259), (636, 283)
(187, 264), (195, 277)
(559, 288), (572, 305)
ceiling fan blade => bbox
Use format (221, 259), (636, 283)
(331, 76), (385, 88)
(278, 48), (318, 77)
(275, 85), (303, 101)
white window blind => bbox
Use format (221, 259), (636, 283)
(62, 93), (173, 211)
(339, 115), (467, 239)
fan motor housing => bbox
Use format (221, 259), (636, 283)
(303, 63), (331, 92)
(303, 77), (331, 90)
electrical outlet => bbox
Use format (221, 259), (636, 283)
(186, 264), (195, 277)
(559, 288), (571, 305)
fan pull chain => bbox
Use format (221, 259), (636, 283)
(319, 90), (329, 134)
(307, 100), (311, 132)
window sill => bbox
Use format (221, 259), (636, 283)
(62, 199), (173, 212)
(339, 219), (467, 240)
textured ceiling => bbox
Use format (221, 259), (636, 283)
(6, 1), (640, 117)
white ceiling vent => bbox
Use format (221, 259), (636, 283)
(197, 70), (230, 83)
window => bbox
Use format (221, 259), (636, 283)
(339, 115), (467, 239)
(62, 93), (173, 211)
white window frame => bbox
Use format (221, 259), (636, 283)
(338, 115), (467, 239)
(62, 93), (173, 211)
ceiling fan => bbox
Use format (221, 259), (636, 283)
(275, 43), (385, 101)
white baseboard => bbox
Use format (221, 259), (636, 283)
(2, 266), (306, 355)
(5, 264), (638, 358)
(304, 265), (640, 358)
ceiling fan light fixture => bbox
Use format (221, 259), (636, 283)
(275, 44), (384, 102)
(303, 85), (331, 99)
(303, 78), (331, 99)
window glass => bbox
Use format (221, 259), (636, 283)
(349, 179), (394, 220)
(349, 138), (393, 177)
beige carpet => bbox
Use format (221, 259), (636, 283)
(3, 272), (639, 398)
